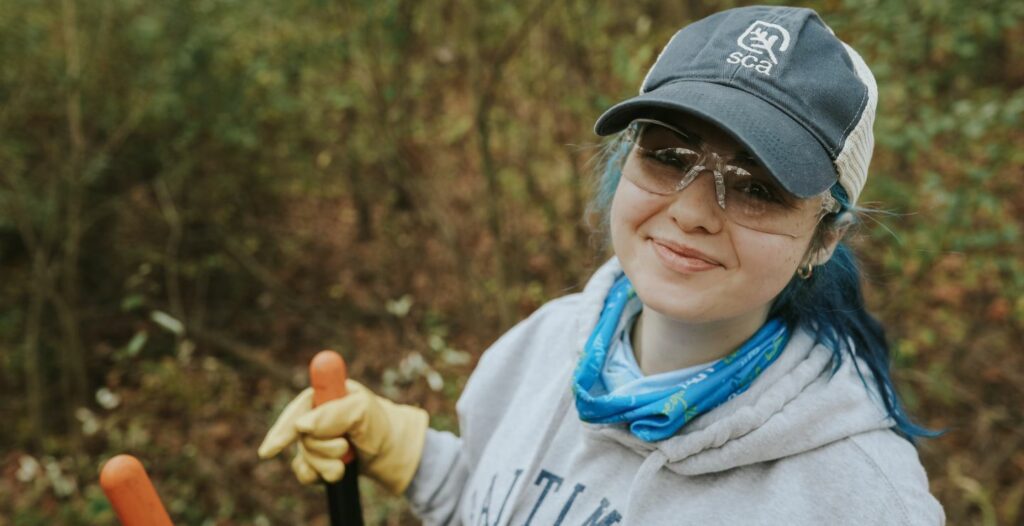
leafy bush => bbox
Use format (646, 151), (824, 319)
(1, 0), (1020, 523)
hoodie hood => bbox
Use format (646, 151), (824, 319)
(574, 257), (894, 476)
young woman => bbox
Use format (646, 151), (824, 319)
(259, 6), (944, 525)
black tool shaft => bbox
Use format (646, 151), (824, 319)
(326, 455), (363, 526)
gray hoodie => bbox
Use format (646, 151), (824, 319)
(405, 258), (944, 525)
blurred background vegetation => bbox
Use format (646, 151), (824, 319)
(1, 0), (1021, 524)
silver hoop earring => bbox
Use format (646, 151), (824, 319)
(797, 263), (813, 280)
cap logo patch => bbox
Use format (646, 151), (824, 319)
(727, 20), (792, 76)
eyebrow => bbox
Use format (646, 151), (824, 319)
(669, 123), (760, 164)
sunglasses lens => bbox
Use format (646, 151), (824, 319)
(623, 120), (830, 237)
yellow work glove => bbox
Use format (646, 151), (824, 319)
(257, 379), (429, 495)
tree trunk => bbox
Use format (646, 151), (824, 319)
(154, 178), (186, 324)
(59, 0), (89, 428)
(23, 250), (47, 446)
(475, 93), (512, 329)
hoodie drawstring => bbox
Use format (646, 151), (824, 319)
(496, 364), (576, 526)
(622, 448), (668, 525)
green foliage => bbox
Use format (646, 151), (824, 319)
(0, 0), (1020, 523)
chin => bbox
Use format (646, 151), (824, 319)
(629, 273), (722, 323)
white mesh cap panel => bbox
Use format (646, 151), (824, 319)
(834, 42), (878, 205)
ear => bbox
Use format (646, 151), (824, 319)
(803, 213), (853, 267)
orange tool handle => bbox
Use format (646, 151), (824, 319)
(310, 350), (363, 526)
(100, 454), (174, 526)
(310, 350), (355, 463)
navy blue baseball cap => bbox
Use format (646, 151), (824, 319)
(595, 6), (877, 202)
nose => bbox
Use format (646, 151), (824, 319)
(665, 170), (726, 234)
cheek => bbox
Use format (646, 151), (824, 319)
(609, 187), (629, 247)
(610, 182), (661, 239)
(610, 183), (654, 264)
(731, 230), (807, 289)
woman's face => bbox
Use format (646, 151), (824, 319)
(610, 113), (826, 325)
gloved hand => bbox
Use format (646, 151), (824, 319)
(257, 379), (429, 495)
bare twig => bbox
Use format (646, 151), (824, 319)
(189, 327), (303, 389)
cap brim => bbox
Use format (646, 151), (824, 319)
(593, 80), (837, 198)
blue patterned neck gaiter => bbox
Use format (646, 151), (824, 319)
(573, 274), (790, 442)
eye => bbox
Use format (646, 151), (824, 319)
(734, 179), (784, 204)
(734, 152), (762, 169)
(643, 147), (699, 172)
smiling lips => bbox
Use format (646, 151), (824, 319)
(650, 239), (722, 273)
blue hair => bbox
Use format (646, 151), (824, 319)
(769, 185), (940, 442)
(589, 137), (938, 442)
